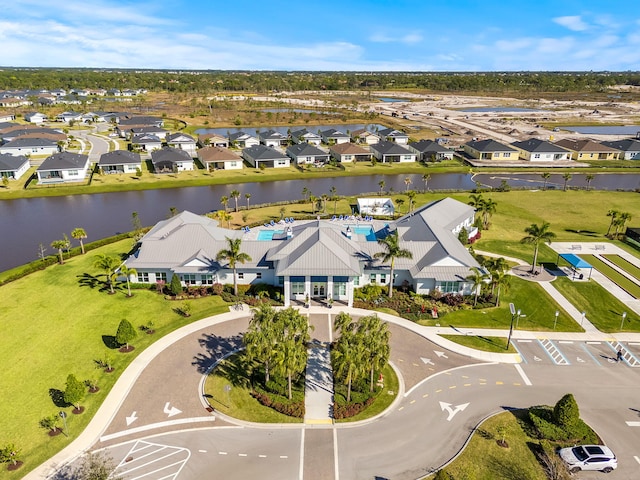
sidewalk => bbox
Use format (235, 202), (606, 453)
(304, 344), (334, 424)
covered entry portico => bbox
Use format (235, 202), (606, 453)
(283, 275), (354, 307)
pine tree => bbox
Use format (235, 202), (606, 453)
(115, 319), (136, 350)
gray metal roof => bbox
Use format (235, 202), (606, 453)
(0, 153), (29, 171)
(286, 143), (329, 157)
(151, 147), (192, 164)
(511, 138), (569, 153)
(370, 140), (414, 155)
(1, 137), (58, 148)
(466, 139), (517, 152)
(98, 150), (141, 166)
(37, 152), (89, 171)
(242, 145), (288, 160)
(601, 139), (640, 152)
(409, 139), (451, 154)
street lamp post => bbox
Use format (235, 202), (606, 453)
(620, 311), (627, 330)
(506, 303), (516, 350)
(554, 310), (560, 330)
(516, 309), (522, 329)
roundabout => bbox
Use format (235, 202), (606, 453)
(29, 307), (640, 480)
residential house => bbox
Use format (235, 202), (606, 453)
(286, 143), (330, 165)
(511, 139), (571, 162)
(198, 133), (229, 148)
(229, 131), (259, 149)
(258, 130), (289, 147)
(351, 128), (380, 145)
(118, 116), (164, 128)
(554, 139), (621, 161)
(290, 128), (322, 145)
(463, 139), (518, 161)
(123, 197), (482, 307)
(131, 134), (162, 152)
(56, 111), (82, 124)
(329, 142), (371, 163)
(320, 128), (350, 145)
(600, 139), (640, 160)
(0, 137), (59, 156)
(242, 145), (290, 168)
(0, 97), (30, 108)
(0, 154), (30, 180)
(409, 139), (454, 161)
(98, 150), (142, 174)
(198, 146), (244, 171)
(126, 126), (168, 140)
(24, 112), (48, 124)
(151, 147), (194, 173)
(166, 133), (197, 157)
(378, 127), (409, 144)
(370, 141), (417, 163)
(36, 152), (90, 183)
(0, 114), (15, 123)
(0, 126), (65, 143)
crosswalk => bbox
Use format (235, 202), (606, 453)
(513, 339), (640, 367)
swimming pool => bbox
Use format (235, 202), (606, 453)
(257, 230), (283, 241)
(349, 225), (376, 241)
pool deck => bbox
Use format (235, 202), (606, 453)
(241, 217), (390, 241)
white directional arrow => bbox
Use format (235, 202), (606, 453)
(420, 357), (434, 365)
(576, 357), (585, 363)
(534, 356), (542, 362)
(164, 402), (182, 418)
(439, 401), (470, 421)
(125, 411), (138, 426)
(434, 350), (449, 359)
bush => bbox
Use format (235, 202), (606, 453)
(169, 274), (183, 296)
(212, 283), (224, 295)
(250, 391), (305, 418)
(333, 398), (374, 419)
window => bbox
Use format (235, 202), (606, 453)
(344, 155), (352, 161)
(229, 161), (237, 167)
(277, 159), (287, 166)
(380, 274), (387, 284)
(68, 170), (79, 176)
(370, 273), (377, 284)
(278, 276), (284, 286)
(238, 272), (244, 279)
(291, 282), (305, 294)
(437, 281), (459, 293)
(256, 272), (262, 279)
(137, 272), (149, 282)
(333, 282), (346, 296)
(201, 274), (213, 285)
(403, 155), (412, 161)
(353, 276), (360, 286)
(183, 274), (196, 285)
(157, 272), (167, 282)
(534, 154), (541, 159)
(504, 153), (511, 158)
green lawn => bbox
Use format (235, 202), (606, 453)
(427, 410), (550, 480)
(552, 277), (640, 332)
(441, 335), (518, 354)
(0, 240), (229, 479)
(580, 254), (640, 298)
(418, 276), (583, 332)
(602, 254), (640, 281)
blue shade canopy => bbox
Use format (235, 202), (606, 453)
(559, 253), (592, 269)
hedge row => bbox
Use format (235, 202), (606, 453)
(250, 391), (305, 418)
(333, 397), (374, 419)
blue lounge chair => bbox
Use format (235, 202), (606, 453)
(331, 215), (336, 221)
(289, 217), (294, 223)
(270, 220), (275, 226)
(339, 215), (344, 221)
(264, 223), (270, 227)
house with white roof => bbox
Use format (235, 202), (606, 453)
(124, 198), (482, 307)
(24, 112), (48, 124)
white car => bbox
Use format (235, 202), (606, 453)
(559, 445), (617, 473)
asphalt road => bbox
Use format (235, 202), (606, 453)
(73, 316), (640, 480)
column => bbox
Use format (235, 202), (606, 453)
(284, 276), (291, 307)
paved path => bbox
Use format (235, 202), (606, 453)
(304, 346), (333, 424)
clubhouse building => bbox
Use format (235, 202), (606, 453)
(124, 197), (482, 306)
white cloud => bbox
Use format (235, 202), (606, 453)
(553, 15), (589, 32)
(369, 31), (423, 45)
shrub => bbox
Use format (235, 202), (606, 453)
(554, 393), (579, 430)
(333, 398), (374, 419)
(169, 274), (183, 296)
(250, 391), (305, 418)
(212, 283), (224, 295)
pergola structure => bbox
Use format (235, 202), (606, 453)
(557, 253), (593, 280)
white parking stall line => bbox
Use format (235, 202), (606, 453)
(127, 460), (186, 480)
(558, 341), (574, 344)
(580, 343), (601, 366)
(516, 339), (532, 342)
(538, 338), (570, 365)
(634, 455), (640, 465)
(120, 450), (186, 475)
(511, 342), (528, 364)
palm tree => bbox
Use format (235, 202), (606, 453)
(216, 209), (232, 229)
(71, 227), (87, 254)
(93, 254), (121, 294)
(308, 194), (317, 214)
(216, 237), (252, 296)
(51, 239), (68, 265)
(321, 194), (329, 213)
(230, 190), (240, 212)
(406, 190), (416, 213)
(480, 198), (497, 230)
(245, 193), (251, 210)
(374, 231), (413, 298)
(521, 222), (556, 273)
(467, 193), (484, 211)
(301, 187), (310, 202)
(613, 212), (632, 240)
(359, 315), (390, 392)
(541, 172), (551, 190)
(493, 270), (511, 307)
(466, 267), (488, 306)
(404, 176), (412, 192)
(118, 264), (137, 297)
(585, 174), (595, 191)
(395, 198), (405, 216)
(606, 209), (619, 237)
(244, 304), (278, 384)
(422, 173), (431, 192)
(562, 172), (572, 191)
(329, 186), (338, 214)
(332, 332), (366, 403)
(220, 195), (229, 212)
(378, 180), (385, 196)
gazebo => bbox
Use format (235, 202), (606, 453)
(557, 253), (593, 280)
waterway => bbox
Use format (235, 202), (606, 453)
(1, 172), (638, 273)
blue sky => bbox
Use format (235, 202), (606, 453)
(1, 0), (639, 71)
